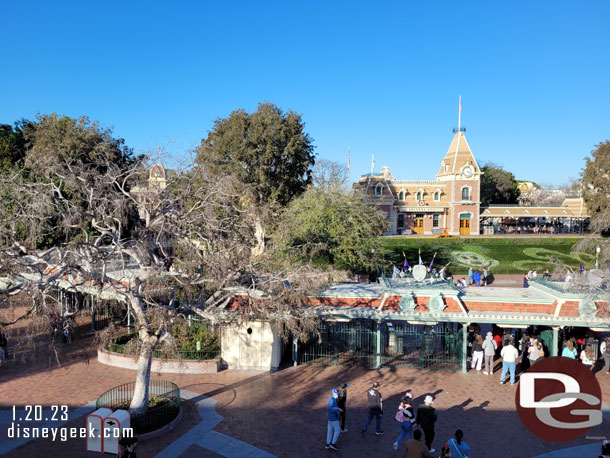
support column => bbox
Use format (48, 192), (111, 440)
(375, 321), (382, 369)
(461, 323), (468, 373)
(293, 339), (299, 367)
(551, 327), (559, 357)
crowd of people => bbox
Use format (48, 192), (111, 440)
(457, 267), (489, 288)
(326, 382), (470, 457)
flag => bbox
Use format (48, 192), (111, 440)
(418, 248), (422, 265)
(371, 152), (375, 175)
(347, 146), (351, 173)
(429, 251), (437, 272)
(402, 251), (409, 271)
(392, 266), (400, 280)
(580, 262), (585, 273)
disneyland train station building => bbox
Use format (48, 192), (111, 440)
(354, 129), (589, 236)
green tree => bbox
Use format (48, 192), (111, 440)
(0, 120), (31, 173)
(197, 103), (316, 255)
(582, 141), (610, 221)
(480, 163), (520, 205)
(275, 181), (387, 273)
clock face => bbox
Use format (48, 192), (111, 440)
(463, 166), (474, 178)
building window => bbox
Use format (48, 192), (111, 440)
(398, 190), (405, 201)
(375, 183), (383, 196)
(433, 191), (440, 201)
(416, 191), (423, 201)
(461, 187), (470, 201)
(433, 214), (439, 228)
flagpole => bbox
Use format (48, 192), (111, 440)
(458, 94), (462, 132)
(347, 145), (351, 182)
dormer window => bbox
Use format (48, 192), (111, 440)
(444, 163), (448, 173)
(433, 189), (441, 202)
(398, 189), (406, 201)
(416, 191), (423, 201)
(375, 183), (383, 196)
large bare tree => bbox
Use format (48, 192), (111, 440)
(0, 115), (330, 414)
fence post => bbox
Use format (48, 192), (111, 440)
(375, 321), (382, 369)
(292, 339), (298, 367)
(461, 323), (468, 373)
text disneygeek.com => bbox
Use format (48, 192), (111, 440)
(7, 423), (134, 442)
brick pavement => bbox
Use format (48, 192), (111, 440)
(2, 350), (610, 457)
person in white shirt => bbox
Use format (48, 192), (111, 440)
(499, 339), (519, 385)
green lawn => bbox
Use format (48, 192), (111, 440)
(380, 237), (596, 275)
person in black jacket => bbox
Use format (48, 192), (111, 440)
(415, 395), (438, 454)
(361, 382), (384, 435)
(337, 383), (349, 432)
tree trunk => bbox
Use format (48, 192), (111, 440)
(252, 216), (265, 257)
(129, 334), (156, 414)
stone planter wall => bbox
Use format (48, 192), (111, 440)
(98, 348), (221, 374)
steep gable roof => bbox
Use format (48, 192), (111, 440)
(437, 131), (480, 177)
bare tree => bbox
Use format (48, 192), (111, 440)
(0, 142), (332, 413)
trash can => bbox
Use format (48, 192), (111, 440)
(86, 408), (112, 452)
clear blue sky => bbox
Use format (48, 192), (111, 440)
(2, 1), (609, 185)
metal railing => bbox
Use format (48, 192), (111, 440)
(107, 334), (221, 361)
(96, 380), (180, 434)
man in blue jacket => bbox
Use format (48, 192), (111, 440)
(326, 388), (343, 451)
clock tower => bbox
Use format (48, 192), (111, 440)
(436, 129), (481, 235)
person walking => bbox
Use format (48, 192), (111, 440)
(326, 388), (342, 450)
(482, 267), (488, 286)
(447, 429), (470, 457)
(361, 382), (384, 436)
(601, 338), (610, 374)
(467, 267), (473, 286)
(500, 339), (519, 385)
(415, 395), (437, 453)
(580, 344), (595, 371)
(392, 395), (414, 450)
(470, 335), (484, 372)
(405, 429), (432, 458)
(337, 383), (349, 432)
(561, 339), (578, 359)
(482, 332), (497, 375)
(523, 274), (529, 288)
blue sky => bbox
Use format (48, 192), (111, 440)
(2, 1), (609, 185)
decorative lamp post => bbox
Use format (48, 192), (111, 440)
(596, 246), (601, 270)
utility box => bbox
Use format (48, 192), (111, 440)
(86, 408), (112, 452)
(102, 409), (131, 454)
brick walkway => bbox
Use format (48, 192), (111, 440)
(1, 347), (610, 457)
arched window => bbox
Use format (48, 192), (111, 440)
(433, 190), (441, 202)
(398, 190), (406, 201)
(461, 187), (470, 201)
(416, 191), (423, 201)
(375, 183), (383, 196)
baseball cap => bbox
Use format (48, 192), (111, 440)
(340, 383), (349, 388)
(424, 395), (434, 404)
(332, 388), (338, 395)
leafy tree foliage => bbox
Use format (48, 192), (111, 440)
(582, 140), (610, 221)
(196, 103), (315, 207)
(480, 163), (520, 206)
(0, 120), (30, 173)
(0, 114), (138, 248)
(275, 162), (387, 273)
